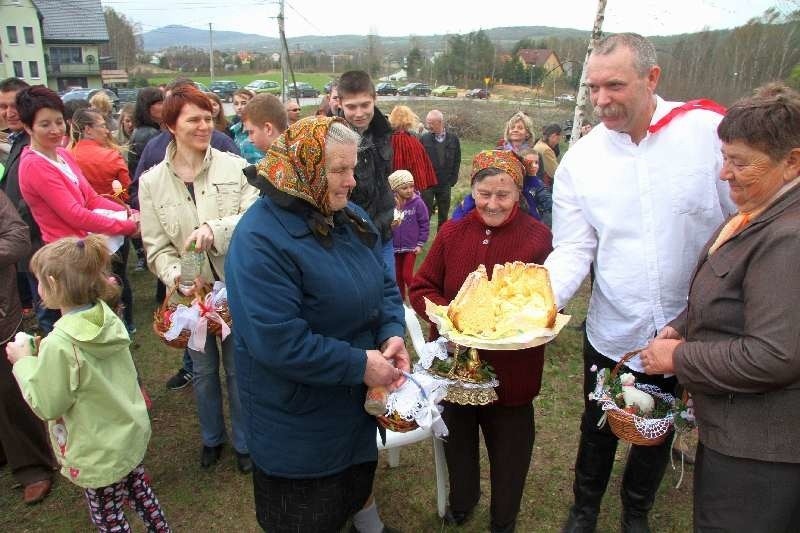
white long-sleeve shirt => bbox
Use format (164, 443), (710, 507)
(544, 96), (735, 371)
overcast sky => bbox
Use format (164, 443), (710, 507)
(102, 0), (796, 38)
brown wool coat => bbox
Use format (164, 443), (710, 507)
(671, 182), (800, 464)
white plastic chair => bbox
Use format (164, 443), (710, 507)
(377, 426), (447, 518)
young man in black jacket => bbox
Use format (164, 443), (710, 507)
(337, 70), (396, 278)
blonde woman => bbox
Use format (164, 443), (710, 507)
(88, 90), (117, 132)
(387, 105), (437, 191)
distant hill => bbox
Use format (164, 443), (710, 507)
(141, 25), (590, 53)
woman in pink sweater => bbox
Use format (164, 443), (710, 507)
(16, 86), (138, 245)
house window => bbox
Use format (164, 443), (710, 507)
(6, 26), (19, 45)
(29, 61), (39, 78)
(23, 26), (34, 44)
(13, 61), (23, 78)
(49, 47), (83, 65)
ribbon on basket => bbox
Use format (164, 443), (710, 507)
(196, 282), (231, 344)
(164, 305), (202, 349)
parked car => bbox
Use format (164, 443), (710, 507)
(398, 82), (431, 96)
(62, 88), (120, 112)
(431, 85), (458, 98)
(375, 82), (398, 96)
(192, 81), (210, 92)
(465, 88), (490, 99)
(286, 82), (320, 98)
(245, 79), (281, 95)
(209, 80), (240, 102)
(556, 93), (576, 103)
(116, 88), (140, 104)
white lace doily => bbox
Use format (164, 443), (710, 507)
(592, 369), (676, 440)
(384, 372), (449, 437)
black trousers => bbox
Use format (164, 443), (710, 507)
(575, 336), (676, 515)
(111, 238), (133, 326)
(252, 461), (376, 533)
(421, 182), (453, 231)
(441, 401), (535, 529)
(0, 340), (55, 486)
(694, 443), (800, 533)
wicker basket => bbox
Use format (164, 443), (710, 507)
(375, 372), (426, 433)
(605, 350), (672, 447)
(206, 300), (232, 337)
(377, 413), (419, 433)
(152, 284), (190, 349)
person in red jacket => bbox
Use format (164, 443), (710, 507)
(409, 150), (552, 533)
(388, 105), (438, 192)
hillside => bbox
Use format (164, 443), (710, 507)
(141, 25), (590, 52)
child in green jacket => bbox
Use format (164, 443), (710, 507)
(7, 234), (171, 532)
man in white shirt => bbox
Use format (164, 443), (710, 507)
(545, 34), (734, 533)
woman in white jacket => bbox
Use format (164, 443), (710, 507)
(138, 84), (258, 472)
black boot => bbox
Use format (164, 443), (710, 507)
(619, 438), (671, 533)
(562, 431), (619, 533)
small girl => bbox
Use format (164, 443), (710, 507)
(7, 235), (170, 532)
(389, 170), (430, 301)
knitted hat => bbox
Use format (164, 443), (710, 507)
(388, 169), (415, 191)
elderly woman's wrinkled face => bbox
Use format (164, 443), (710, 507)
(507, 120), (529, 145)
(720, 140), (799, 212)
(325, 142), (357, 211)
(169, 102), (213, 153)
(472, 172), (520, 227)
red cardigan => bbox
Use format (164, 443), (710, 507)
(409, 207), (553, 406)
(18, 146), (137, 244)
(69, 139), (131, 200)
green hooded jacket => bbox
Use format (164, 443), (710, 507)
(13, 300), (151, 488)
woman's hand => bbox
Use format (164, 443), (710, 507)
(656, 325), (683, 341)
(185, 224), (214, 252)
(413, 245), (422, 255)
(381, 336), (411, 390)
(364, 349), (403, 388)
(640, 338), (682, 375)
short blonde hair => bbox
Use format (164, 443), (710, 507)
(503, 111), (535, 145)
(388, 105), (420, 132)
(31, 235), (120, 309)
(89, 91), (113, 116)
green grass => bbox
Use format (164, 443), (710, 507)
(147, 71), (336, 92)
(0, 99), (694, 531)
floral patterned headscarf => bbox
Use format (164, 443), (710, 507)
(471, 150), (524, 188)
(256, 115), (347, 216)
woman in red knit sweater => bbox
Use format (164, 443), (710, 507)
(409, 150), (552, 533)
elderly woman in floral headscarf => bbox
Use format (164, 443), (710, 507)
(409, 150), (553, 533)
(225, 116), (411, 532)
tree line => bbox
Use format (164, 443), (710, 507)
(103, 6), (799, 102)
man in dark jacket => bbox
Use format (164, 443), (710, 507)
(337, 70), (396, 278)
(421, 109), (461, 231)
(0, 189), (55, 505)
(0, 77), (55, 333)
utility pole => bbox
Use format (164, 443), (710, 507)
(571, 0), (607, 146)
(278, 1), (287, 101)
(209, 23), (214, 82)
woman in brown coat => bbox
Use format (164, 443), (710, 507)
(641, 83), (800, 532)
(0, 189), (55, 504)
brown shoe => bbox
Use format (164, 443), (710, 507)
(23, 479), (52, 505)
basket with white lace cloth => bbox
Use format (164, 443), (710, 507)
(377, 372), (449, 437)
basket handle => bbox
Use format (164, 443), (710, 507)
(402, 371), (428, 401)
(611, 348), (647, 380)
